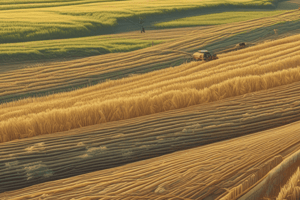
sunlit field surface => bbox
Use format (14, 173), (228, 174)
(0, 0), (278, 43)
(0, 37), (165, 62)
(1, 1), (300, 199)
(154, 10), (287, 28)
(1, 33), (300, 143)
(1, 94), (300, 198)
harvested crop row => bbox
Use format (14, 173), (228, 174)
(228, 149), (300, 200)
(2, 32), (300, 142)
(0, 80), (299, 193)
(0, 10), (299, 103)
(276, 167), (300, 200)
(1, 109), (300, 199)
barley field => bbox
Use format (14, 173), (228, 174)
(2, 32), (300, 143)
(1, 76), (300, 196)
(1, 0), (300, 199)
(1, 96), (300, 198)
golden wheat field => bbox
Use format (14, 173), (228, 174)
(1, 32), (300, 199)
(1, 78), (300, 195)
(1, 98), (300, 199)
(2, 31), (300, 143)
(2, 0), (300, 199)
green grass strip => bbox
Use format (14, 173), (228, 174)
(0, 0), (279, 43)
(0, 36), (165, 62)
(154, 10), (288, 28)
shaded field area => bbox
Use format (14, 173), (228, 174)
(1, 10), (300, 104)
(0, 80), (299, 193)
(1, 93), (300, 198)
(0, 26), (199, 72)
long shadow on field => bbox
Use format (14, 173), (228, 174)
(113, 5), (279, 34)
(88, 0), (298, 36)
(0, 4), (279, 45)
(0, 4), (288, 64)
(0, 81), (300, 193)
(46, 0), (297, 37)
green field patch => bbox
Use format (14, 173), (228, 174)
(0, 0), (124, 10)
(154, 10), (288, 28)
(0, 0), (280, 43)
(0, 36), (165, 62)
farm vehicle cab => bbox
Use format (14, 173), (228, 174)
(192, 50), (218, 61)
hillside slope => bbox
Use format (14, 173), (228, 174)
(1, 107), (300, 199)
(2, 31), (300, 143)
(1, 10), (300, 103)
(0, 79), (299, 193)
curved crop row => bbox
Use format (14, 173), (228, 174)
(1, 115), (300, 199)
(0, 10), (299, 103)
(1, 33), (300, 142)
(277, 167), (300, 200)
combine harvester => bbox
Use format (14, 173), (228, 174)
(192, 50), (218, 61)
